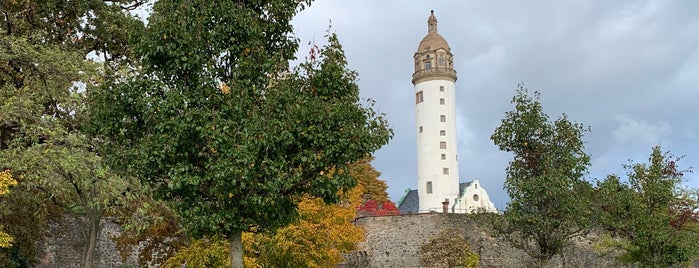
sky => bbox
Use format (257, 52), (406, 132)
(290, 0), (699, 209)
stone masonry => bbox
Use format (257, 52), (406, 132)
(348, 213), (627, 268)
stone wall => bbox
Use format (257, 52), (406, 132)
(352, 213), (624, 268)
(35, 216), (140, 268)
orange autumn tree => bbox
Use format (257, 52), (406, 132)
(352, 156), (399, 216)
(244, 185), (364, 268)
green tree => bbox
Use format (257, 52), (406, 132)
(0, 1), (144, 266)
(491, 85), (592, 267)
(88, 1), (392, 267)
(597, 146), (699, 267)
(420, 228), (479, 268)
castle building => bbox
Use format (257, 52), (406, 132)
(398, 11), (497, 214)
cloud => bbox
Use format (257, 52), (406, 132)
(292, 0), (699, 205)
(612, 115), (671, 147)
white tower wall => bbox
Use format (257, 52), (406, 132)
(415, 79), (460, 212)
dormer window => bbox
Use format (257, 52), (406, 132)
(424, 61), (432, 70)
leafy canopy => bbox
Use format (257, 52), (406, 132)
(596, 146), (699, 267)
(89, 0), (391, 260)
(491, 85), (592, 266)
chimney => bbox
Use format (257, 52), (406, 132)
(442, 199), (450, 213)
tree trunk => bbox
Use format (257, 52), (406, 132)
(230, 231), (243, 268)
(82, 217), (100, 268)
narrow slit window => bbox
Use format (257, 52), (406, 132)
(440, 115), (446, 122)
(440, 98), (445, 105)
(440, 141), (446, 149)
(440, 86), (444, 92)
(441, 154), (446, 160)
(416, 91), (424, 104)
(426, 181), (433, 194)
(419, 126), (423, 133)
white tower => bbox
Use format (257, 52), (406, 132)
(413, 10), (459, 212)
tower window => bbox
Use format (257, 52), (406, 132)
(440, 86), (444, 92)
(424, 61), (432, 70)
(427, 181), (433, 194)
(440, 98), (445, 105)
(440, 115), (446, 122)
(440, 130), (445, 136)
(440, 141), (446, 149)
(416, 91), (424, 104)
(443, 168), (449, 175)
(419, 126), (423, 133)
(441, 154), (446, 160)
(473, 194), (479, 202)
(438, 57), (445, 66)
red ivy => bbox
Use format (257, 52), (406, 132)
(357, 199), (399, 216)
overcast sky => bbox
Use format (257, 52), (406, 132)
(291, 0), (698, 209)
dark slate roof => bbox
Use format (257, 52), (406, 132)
(397, 181), (475, 214)
(459, 181), (473, 197)
(397, 189), (419, 214)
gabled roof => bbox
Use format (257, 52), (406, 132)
(397, 181), (477, 214)
(397, 189), (419, 214)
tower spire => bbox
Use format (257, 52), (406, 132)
(428, 10), (438, 33)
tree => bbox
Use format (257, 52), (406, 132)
(0, 1), (145, 266)
(420, 228), (479, 268)
(350, 156), (399, 216)
(351, 156), (390, 203)
(119, 159), (384, 267)
(244, 186), (365, 268)
(88, 1), (392, 267)
(491, 85), (592, 267)
(597, 146), (699, 267)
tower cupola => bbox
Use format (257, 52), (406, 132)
(413, 10), (457, 85)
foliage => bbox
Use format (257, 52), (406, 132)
(244, 186), (365, 268)
(357, 199), (400, 216)
(89, 0), (391, 266)
(114, 193), (188, 267)
(0, 171), (16, 248)
(123, 158), (385, 268)
(350, 156), (398, 216)
(161, 238), (230, 268)
(596, 146), (699, 267)
(350, 156), (390, 203)
(0, 1), (145, 266)
(490, 85), (592, 266)
(420, 228), (479, 268)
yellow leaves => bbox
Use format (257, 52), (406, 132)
(243, 188), (364, 267)
(220, 82), (230, 94)
(0, 170), (17, 247)
(161, 238), (229, 268)
(0, 170), (17, 195)
(0, 231), (13, 248)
